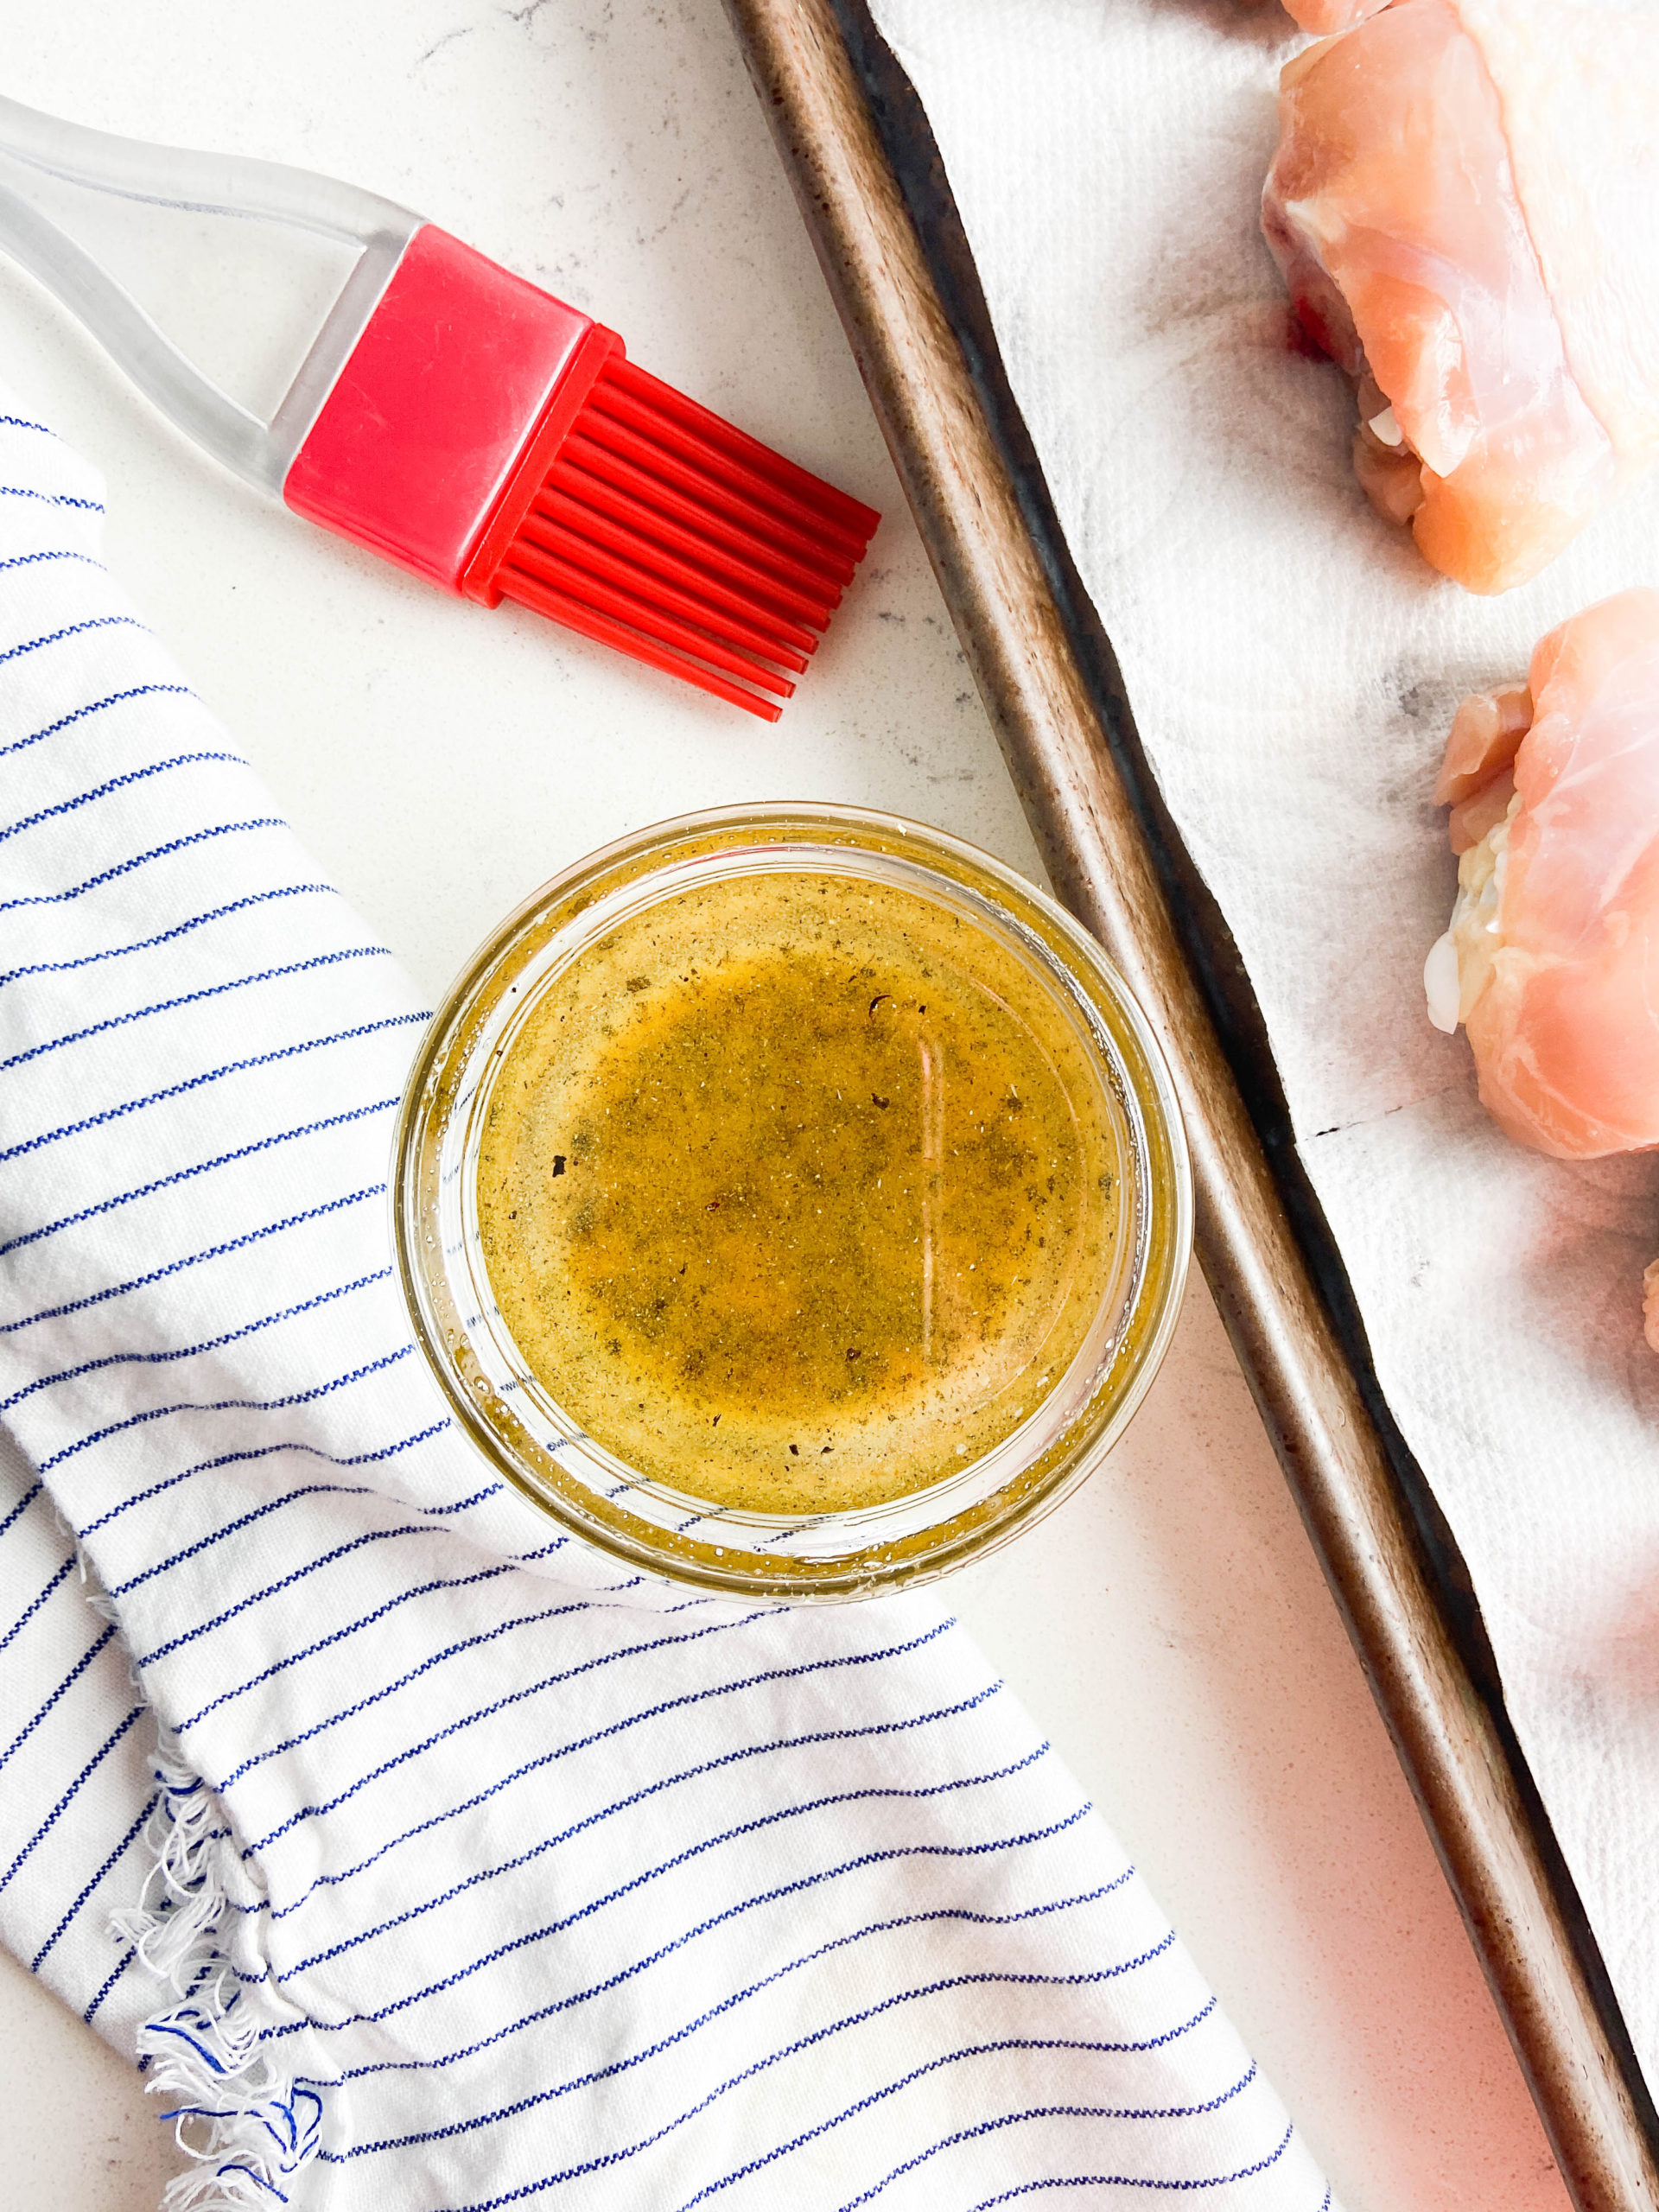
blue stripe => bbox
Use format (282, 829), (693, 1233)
(83, 1944), (137, 2026)
(0, 1553), (74, 1655)
(0, 1477), (41, 1538)
(0, 682), (191, 763)
(172, 1552), (552, 1734)
(0, 1704), (146, 1891)
(0, 1183), (384, 1335)
(0, 817), (283, 912)
(325, 1874), (1135, 2083)
(3, 1096), (398, 1257)
(0, 1015), (427, 1166)
(0, 882), (338, 987)
(0, 1620), (118, 1770)
(0, 750), (241, 846)
(136, 1515), (450, 1669)
(0, 548), (102, 576)
(286, 1746), (1053, 1984)
(245, 1616), (950, 1859)
(3, 1267), (391, 1413)
(79, 1417), (450, 1543)
(442, 2012), (1239, 2212)
(215, 1599), (591, 1791)
(338, 1981), (1216, 2165)
(30, 1791), (157, 1971)
(270, 1799), (1093, 2040)
(107, 1482), (405, 1598)
(0, 416), (60, 436)
(0, 613), (146, 670)
(0, 944), (391, 1072)
(0, 484), (102, 510)
(242, 1681), (1005, 1925)
(830, 2066), (1260, 2212)
(959, 2125), (1297, 2207)
(38, 1342), (415, 1474)
(425, 1484), (499, 1516)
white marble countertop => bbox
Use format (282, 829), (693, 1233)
(0, 3), (1574, 2206)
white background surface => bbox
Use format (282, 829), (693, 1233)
(0, 3), (1573, 2206)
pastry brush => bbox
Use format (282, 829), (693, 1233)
(0, 95), (880, 721)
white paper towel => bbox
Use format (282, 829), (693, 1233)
(867, 0), (1659, 2092)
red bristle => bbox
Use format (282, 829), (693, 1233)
(500, 540), (797, 696)
(535, 474), (836, 635)
(572, 413), (861, 585)
(588, 378), (874, 563)
(603, 359), (880, 544)
(544, 461), (844, 631)
(496, 565), (786, 721)
(561, 437), (854, 607)
(462, 332), (879, 719)
(513, 512), (813, 672)
(524, 486), (820, 652)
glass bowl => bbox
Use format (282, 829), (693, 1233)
(391, 803), (1190, 1599)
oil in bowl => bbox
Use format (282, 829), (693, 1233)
(394, 805), (1190, 1599)
(475, 868), (1122, 1516)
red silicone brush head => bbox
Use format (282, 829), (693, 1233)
(284, 227), (879, 717)
(467, 355), (880, 721)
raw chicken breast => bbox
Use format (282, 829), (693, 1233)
(1262, 0), (1659, 594)
(1426, 589), (1659, 1149)
(1279, 0), (1388, 29)
(1424, 590), (1659, 1340)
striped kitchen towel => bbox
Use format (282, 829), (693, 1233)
(0, 397), (1334, 2210)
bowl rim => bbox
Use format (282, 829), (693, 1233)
(391, 800), (1192, 1599)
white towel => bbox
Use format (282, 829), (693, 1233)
(0, 398), (1332, 2210)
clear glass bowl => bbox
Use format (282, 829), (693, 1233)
(391, 804), (1191, 1599)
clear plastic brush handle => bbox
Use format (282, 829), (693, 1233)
(0, 95), (423, 493)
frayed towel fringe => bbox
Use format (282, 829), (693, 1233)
(75, 1544), (140, 1686)
(112, 1732), (323, 2209)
